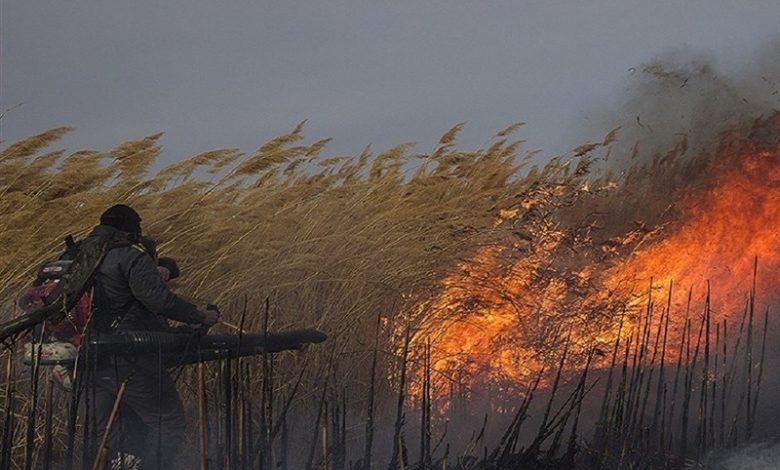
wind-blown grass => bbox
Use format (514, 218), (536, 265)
(1, 119), (722, 468)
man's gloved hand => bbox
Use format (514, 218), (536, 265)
(199, 304), (220, 327)
(158, 257), (180, 280)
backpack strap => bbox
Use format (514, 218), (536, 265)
(45, 233), (116, 320)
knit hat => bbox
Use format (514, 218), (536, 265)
(99, 204), (142, 234)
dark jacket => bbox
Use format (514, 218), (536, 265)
(87, 225), (204, 331)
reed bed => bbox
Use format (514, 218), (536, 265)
(0, 119), (777, 469)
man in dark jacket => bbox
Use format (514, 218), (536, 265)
(87, 204), (219, 469)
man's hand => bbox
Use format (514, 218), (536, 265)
(199, 306), (220, 327)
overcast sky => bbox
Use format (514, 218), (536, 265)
(2, 1), (780, 164)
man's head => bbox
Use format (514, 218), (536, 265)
(100, 204), (142, 236)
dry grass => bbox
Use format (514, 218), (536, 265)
(0, 123), (530, 325)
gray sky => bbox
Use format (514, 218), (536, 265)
(2, 1), (779, 164)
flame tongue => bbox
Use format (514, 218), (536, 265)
(612, 147), (780, 318)
(410, 117), (780, 405)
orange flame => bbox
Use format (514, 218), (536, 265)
(610, 139), (780, 319)
(410, 117), (780, 406)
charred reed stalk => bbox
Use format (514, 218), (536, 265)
(695, 285), (712, 458)
(419, 338), (432, 470)
(726, 302), (749, 445)
(268, 360), (305, 443)
(666, 289), (692, 453)
(65, 364), (81, 467)
(388, 323), (411, 470)
(223, 357), (233, 470)
(680, 298), (706, 460)
(621, 290), (648, 443)
(651, 283), (671, 448)
(709, 319), (720, 450)
(598, 311), (625, 428)
(592, 313), (625, 470)
(527, 332), (571, 456)
(243, 364), (253, 469)
(743, 259), (756, 441)
(82, 344), (100, 470)
(493, 369), (542, 463)
(635, 293), (666, 447)
(306, 356), (332, 470)
(198, 362), (208, 470)
(564, 348), (595, 463)
(24, 326), (46, 470)
(719, 319), (728, 447)
(546, 363), (598, 461)
(340, 391), (348, 470)
(259, 298), (274, 470)
(609, 334), (632, 450)
(214, 360), (224, 467)
(42, 377), (54, 470)
(626, 282), (654, 438)
(235, 296), (248, 469)
(1, 348), (15, 470)
(280, 415), (288, 470)
(255, 359), (301, 470)
(363, 313), (381, 470)
(327, 389), (348, 470)
(750, 307), (769, 438)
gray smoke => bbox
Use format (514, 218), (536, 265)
(569, 40), (780, 173)
(704, 441), (780, 470)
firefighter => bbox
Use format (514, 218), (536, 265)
(88, 204), (219, 469)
